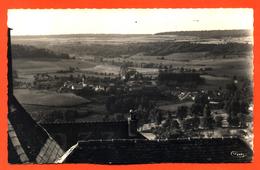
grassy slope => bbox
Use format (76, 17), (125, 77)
(14, 89), (90, 107)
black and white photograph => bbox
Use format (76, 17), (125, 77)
(7, 9), (254, 164)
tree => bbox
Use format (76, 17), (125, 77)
(226, 82), (237, 95)
(230, 98), (240, 117)
(171, 119), (181, 129)
(191, 103), (203, 116)
(204, 117), (215, 129)
(215, 116), (224, 127)
(183, 117), (200, 130)
(228, 116), (240, 127)
(195, 93), (209, 106)
(240, 101), (249, 115)
(176, 106), (188, 120)
(106, 95), (116, 112)
(156, 112), (163, 125)
(203, 104), (211, 117)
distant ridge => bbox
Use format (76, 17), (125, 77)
(155, 29), (252, 38)
(12, 29), (252, 38)
(12, 33), (150, 38)
(12, 44), (70, 60)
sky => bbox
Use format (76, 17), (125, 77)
(8, 8), (253, 35)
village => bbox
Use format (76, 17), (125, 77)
(13, 59), (253, 147)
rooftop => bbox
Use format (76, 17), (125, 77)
(57, 138), (252, 164)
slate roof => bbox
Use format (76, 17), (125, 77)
(57, 138), (253, 164)
(8, 119), (29, 163)
(8, 96), (65, 164)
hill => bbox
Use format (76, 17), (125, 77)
(50, 41), (252, 57)
(12, 44), (70, 60)
(155, 29), (252, 38)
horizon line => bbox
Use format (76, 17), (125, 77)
(11, 28), (253, 37)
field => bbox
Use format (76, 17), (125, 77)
(14, 89), (90, 107)
(11, 30), (253, 123)
(14, 55), (253, 83)
(12, 32), (253, 76)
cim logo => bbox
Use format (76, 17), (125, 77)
(230, 151), (247, 158)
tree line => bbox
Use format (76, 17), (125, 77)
(12, 44), (70, 60)
(46, 41), (252, 58)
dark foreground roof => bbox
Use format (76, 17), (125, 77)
(57, 138), (252, 164)
(8, 96), (64, 163)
